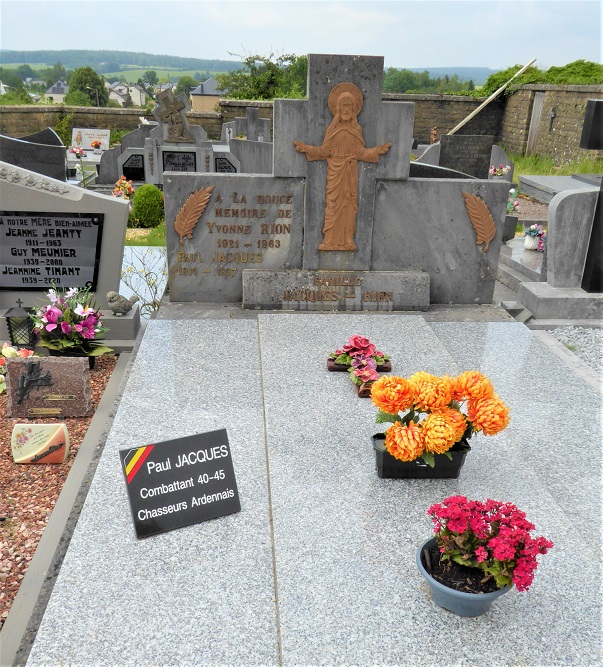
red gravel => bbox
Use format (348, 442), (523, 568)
(0, 354), (117, 629)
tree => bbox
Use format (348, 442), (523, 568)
(16, 64), (35, 80)
(215, 52), (307, 100)
(65, 66), (108, 106)
(144, 70), (158, 86)
(0, 87), (33, 105)
(64, 89), (92, 106)
(175, 75), (197, 96)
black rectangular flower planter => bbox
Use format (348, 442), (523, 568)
(372, 433), (471, 479)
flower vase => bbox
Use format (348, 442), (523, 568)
(372, 433), (470, 479)
(416, 537), (511, 616)
(524, 235), (540, 251)
(93, 148), (102, 155)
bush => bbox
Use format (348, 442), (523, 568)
(128, 184), (164, 228)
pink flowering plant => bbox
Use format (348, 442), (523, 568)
(30, 285), (113, 357)
(428, 495), (553, 592)
(70, 146), (85, 158)
(489, 164), (511, 176)
(506, 188), (519, 215)
(329, 334), (390, 386)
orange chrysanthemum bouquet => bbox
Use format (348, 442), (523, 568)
(371, 371), (510, 467)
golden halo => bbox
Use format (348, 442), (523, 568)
(327, 82), (363, 117)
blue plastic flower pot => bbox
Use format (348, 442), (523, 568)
(416, 537), (511, 616)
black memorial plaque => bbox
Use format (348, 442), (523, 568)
(120, 428), (240, 539)
(215, 157), (237, 173)
(162, 151), (196, 172)
(0, 211), (104, 290)
(122, 154), (145, 181)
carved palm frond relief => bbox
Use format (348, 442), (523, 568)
(462, 191), (497, 252)
(174, 186), (215, 245)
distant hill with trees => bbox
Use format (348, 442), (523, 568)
(0, 50), (244, 73)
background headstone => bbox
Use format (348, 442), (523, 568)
(71, 128), (110, 152)
(439, 135), (495, 178)
(0, 161), (139, 346)
(0, 132), (66, 181)
(489, 145), (514, 182)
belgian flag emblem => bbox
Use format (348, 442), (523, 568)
(123, 445), (155, 484)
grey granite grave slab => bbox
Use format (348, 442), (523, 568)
(372, 178), (509, 303)
(519, 174), (599, 203)
(518, 281), (603, 319)
(164, 173), (304, 302)
(21, 314), (602, 665)
(439, 134), (495, 179)
(242, 269), (429, 310)
(26, 320), (278, 666)
(259, 314), (600, 665)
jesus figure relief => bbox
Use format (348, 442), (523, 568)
(293, 82), (391, 251)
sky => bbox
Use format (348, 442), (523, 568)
(0, 0), (601, 71)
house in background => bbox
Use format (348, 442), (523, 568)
(154, 82), (175, 95)
(105, 81), (147, 107)
(45, 79), (68, 103)
(190, 77), (221, 112)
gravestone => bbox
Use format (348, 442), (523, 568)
(517, 187), (602, 319)
(71, 128), (110, 152)
(144, 90), (212, 186)
(489, 145), (514, 182)
(0, 161), (140, 345)
(221, 107), (271, 142)
(99, 121), (158, 185)
(164, 54), (508, 308)
(0, 132), (66, 181)
(5, 356), (91, 418)
(121, 153), (145, 181)
(439, 135), (495, 178)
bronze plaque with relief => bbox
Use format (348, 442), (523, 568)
(5, 357), (91, 418)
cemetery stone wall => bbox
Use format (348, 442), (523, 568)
(499, 84), (603, 162)
(382, 93), (505, 143)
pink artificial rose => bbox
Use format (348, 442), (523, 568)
(45, 306), (62, 324)
(343, 334), (371, 352)
(61, 322), (72, 334)
(355, 367), (379, 382)
(17, 349), (34, 357)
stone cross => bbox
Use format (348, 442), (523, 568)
(274, 54), (414, 270)
(154, 90), (194, 143)
(234, 107), (271, 142)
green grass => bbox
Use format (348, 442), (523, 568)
(102, 68), (223, 83)
(509, 153), (603, 182)
(125, 221), (166, 246)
